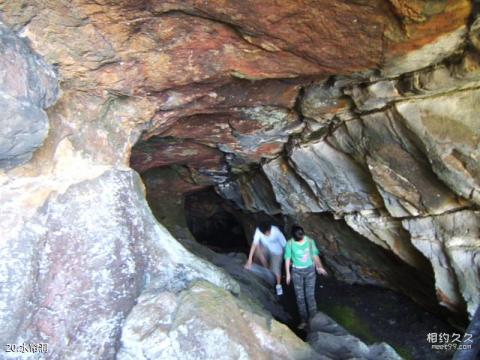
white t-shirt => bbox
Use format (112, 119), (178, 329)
(252, 225), (287, 255)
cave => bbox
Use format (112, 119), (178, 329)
(129, 134), (469, 358)
(1, 1), (480, 359)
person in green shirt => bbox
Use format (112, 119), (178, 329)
(285, 225), (327, 329)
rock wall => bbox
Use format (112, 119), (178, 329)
(251, 57), (480, 318)
(0, 22), (58, 168)
(0, 0), (479, 358)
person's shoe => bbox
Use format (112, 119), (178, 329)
(298, 322), (307, 330)
(275, 284), (283, 296)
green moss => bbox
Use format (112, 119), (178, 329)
(322, 304), (413, 359)
(394, 345), (414, 360)
(321, 304), (377, 344)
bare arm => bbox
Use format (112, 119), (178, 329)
(247, 243), (256, 263)
(313, 255), (327, 275)
(285, 258), (291, 284)
(245, 243), (257, 269)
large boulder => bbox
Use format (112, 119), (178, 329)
(308, 312), (402, 360)
(0, 21), (58, 168)
(0, 167), (237, 358)
(117, 280), (319, 360)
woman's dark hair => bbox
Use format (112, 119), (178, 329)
(258, 222), (272, 234)
(291, 225), (305, 241)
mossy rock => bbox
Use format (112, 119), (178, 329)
(321, 304), (377, 343)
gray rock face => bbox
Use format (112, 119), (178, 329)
(301, 81), (352, 124)
(20, 170), (148, 359)
(345, 80), (401, 112)
(453, 305), (480, 360)
(117, 280), (318, 360)
(263, 157), (326, 214)
(344, 211), (430, 271)
(396, 89), (480, 206)
(212, 63), (480, 320)
(290, 140), (381, 214)
(330, 111), (466, 218)
(217, 171), (281, 215)
(0, 169), (236, 358)
(297, 213), (438, 310)
(347, 60), (480, 112)
(308, 313), (402, 360)
(403, 210), (480, 316)
(0, 21), (58, 168)
(382, 26), (467, 77)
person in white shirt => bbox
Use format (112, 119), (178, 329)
(244, 222), (287, 295)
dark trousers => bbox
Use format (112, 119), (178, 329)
(292, 266), (317, 322)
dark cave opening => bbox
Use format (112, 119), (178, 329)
(181, 184), (287, 256)
(184, 188), (250, 253)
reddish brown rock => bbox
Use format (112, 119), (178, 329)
(130, 138), (225, 174)
(137, 106), (301, 172)
(154, 78), (301, 112)
(387, 0), (430, 23)
(3, 0), (468, 99)
(149, 0), (386, 73)
(2, 0), (472, 96)
(383, 0), (471, 75)
(386, 0), (471, 51)
(144, 167), (213, 198)
(80, 10), (324, 93)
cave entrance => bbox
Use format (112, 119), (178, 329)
(131, 164), (279, 257)
(184, 188), (250, 254)
(129, 142), (461, 358)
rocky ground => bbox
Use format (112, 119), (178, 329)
(201, 245), (455, 360)
(312, 277), (456, 360)
(191, 248), (407, 360)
